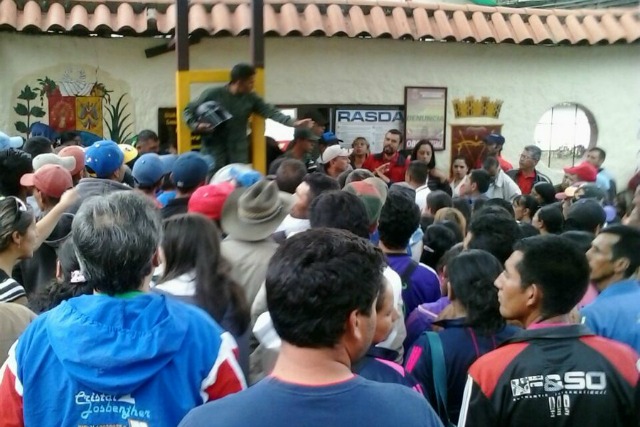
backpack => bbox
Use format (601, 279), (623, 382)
(425, 331), (456, 427)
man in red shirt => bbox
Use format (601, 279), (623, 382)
(507, 145), (551, 195)
(362, 129), (407, 184)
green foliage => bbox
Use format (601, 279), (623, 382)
(30, 106), (46, 118)
(105, 94), (133, 144)
(14, 103), (28, 115)
(37, 77), (58, 105)
(14, 85), (37, 136)
(14, 121), (28, 133)
(18, 85), (37, 101)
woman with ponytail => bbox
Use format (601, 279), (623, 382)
(405, 249), (519, 425)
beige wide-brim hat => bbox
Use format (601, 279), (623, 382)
(221, 180), (294, 242)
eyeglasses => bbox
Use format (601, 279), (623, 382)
(520, 154), (535, 161)
(0, 196), (28, 226)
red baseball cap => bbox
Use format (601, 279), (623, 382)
(20, 164), (73, 198)
(563, 161), (597, 183)
(188, 182), (236, 221)
(58, 145), (86, 176)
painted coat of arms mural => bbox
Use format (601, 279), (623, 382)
(13, 68), (134, 144)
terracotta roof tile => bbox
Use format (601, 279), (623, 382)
(565, 14), (589, 44)
(546, 14), (572, 44)
(600, 13), (627, 43)
(620, 12), (640, 42)
(471, 11), (496, 42)
(490, 11), (515, 43)
(452, 10), (475, 41)
(528, 14), (553, 44)
(0, 0), (638, 45)
(301, 4), (323, 35)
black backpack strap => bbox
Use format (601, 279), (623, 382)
(400, 259), (419, 292)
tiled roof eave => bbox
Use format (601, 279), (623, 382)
(0, 0), (639, 45)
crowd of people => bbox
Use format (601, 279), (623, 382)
(0, 71), (640, 426)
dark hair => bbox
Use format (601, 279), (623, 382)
(230, 63), (256, 83)
(137, 129), (159, 142)
(561, 231), (595, 254)
(537, 205), (564, 234)
(483, 198), (516, 218)
(267, 156), (285, 176)
(0, 197), (35, 252)
(513, 195), (540, 218)
(303, 173), (340, 205)
(59, 131), (80, 145)
(28, 240), (92, 313)
(519, 222), (540, 238)
(386, 129), (403, 144)
(437, 243), (464, 275)
(588, 147), (606, 162)
(469, 169), (491, 194)
(532, 182), (557, 206)
(309, 191), (369, 239)
(266, 228), (385, 348)
(379, 192), (420, 250)
(23, 136), (53, 158)
(598, 225), (640, 277)
(452, 197), (472, 224)
(421, 223), (457, 269)
(468, 212), (520, 265)
(0, 148), (33, 197)
(448, 250), (505, 334)
(160, 214), (249, 335)
(452, 155), (471, 170)
(407, 161), (429, 185)
(276, 159), (307, 194)
(427, 190), (453, 214)
(411, 140), (436, 169)
(439, 219), (464, 243)
(514, 235), (589, 317)
(482, 156), (500, 171)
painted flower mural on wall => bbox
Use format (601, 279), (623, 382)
(13, 68), (134, 144)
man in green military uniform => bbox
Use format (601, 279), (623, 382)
(282, 128), (319, 173)
(184, 63), (311, 174)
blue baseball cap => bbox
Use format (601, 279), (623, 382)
(132, 153), (167, 187)
(320, 131), (342, 146)
(159, 154), (178, 172)
(85, 140), (125, 178)
(0, 131), (24, 149)
(483, 133), (505, 145)
(172, 152), (208, 189)
(230, 167), (263, 188)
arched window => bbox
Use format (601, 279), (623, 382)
(534, 103), (597, 169)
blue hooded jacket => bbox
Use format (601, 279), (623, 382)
(12, 293), (244, 427)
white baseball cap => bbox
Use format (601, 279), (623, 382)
(32, 153), (76, 172)
(320, 145), (351, 164)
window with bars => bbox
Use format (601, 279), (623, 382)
(534, 103), (597, 170)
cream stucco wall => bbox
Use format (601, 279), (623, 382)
(1, 33), (638, 183)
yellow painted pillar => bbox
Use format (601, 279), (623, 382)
(251, 67), (266, 174)
(175, 71), (191, 155)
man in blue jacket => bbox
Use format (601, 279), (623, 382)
(0, 191), (246, 426)
(581, 225), (640, 352)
